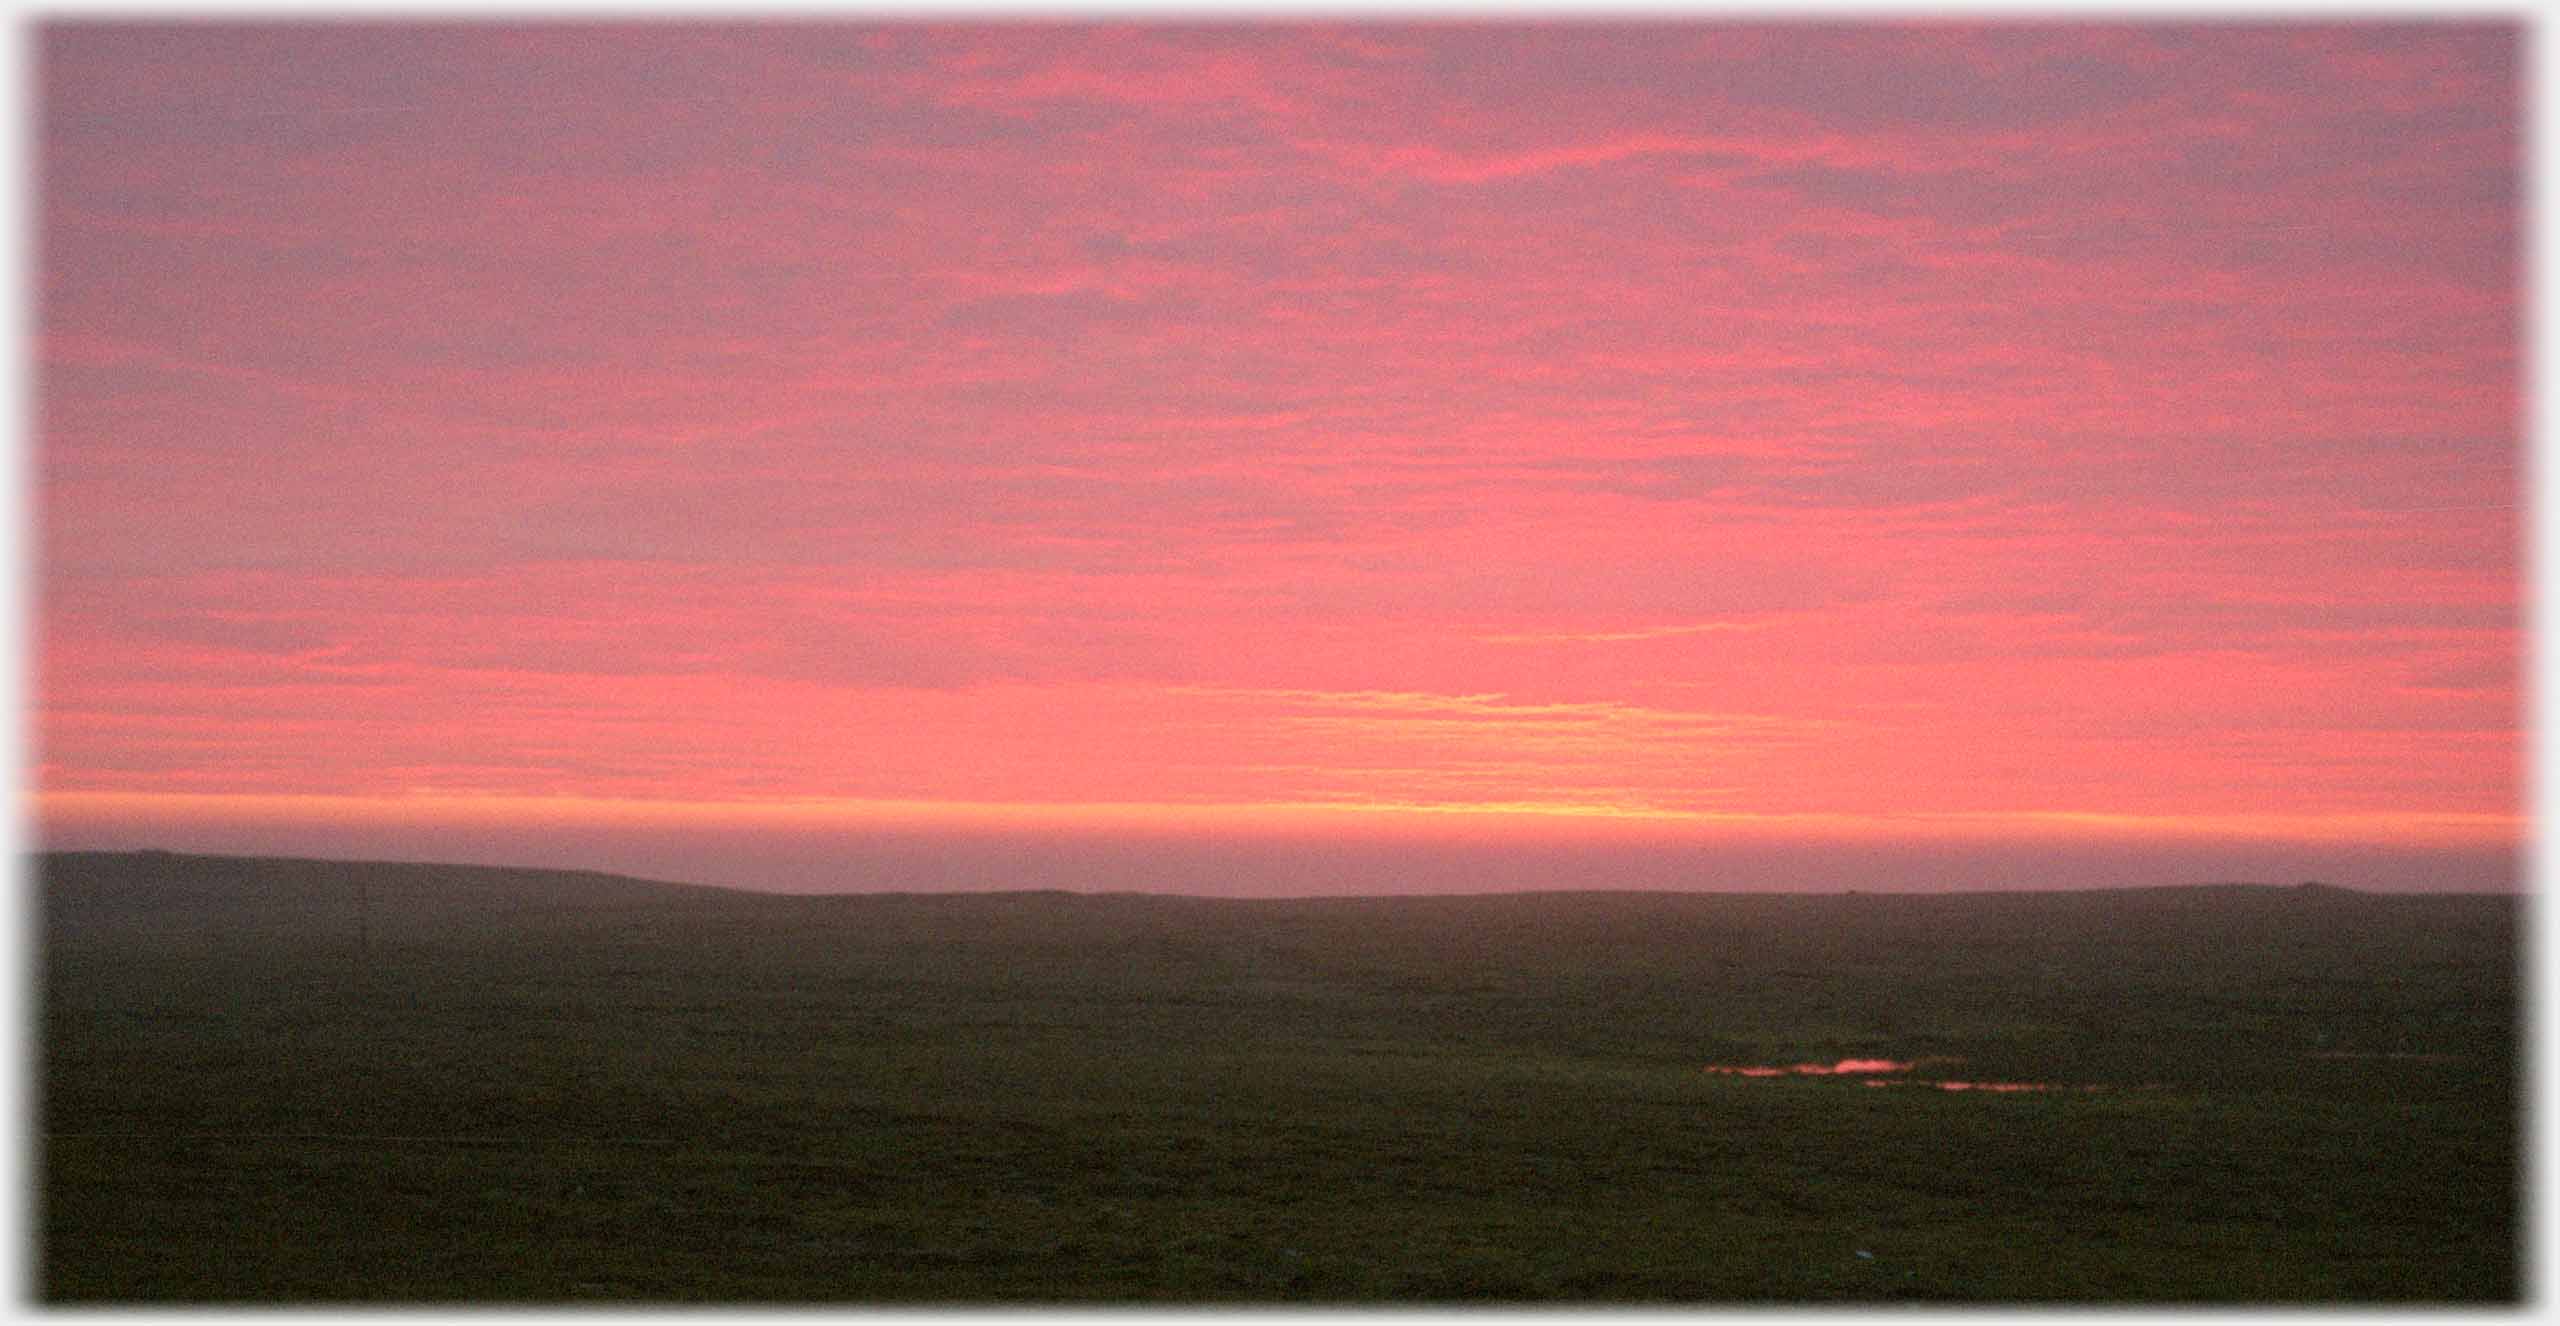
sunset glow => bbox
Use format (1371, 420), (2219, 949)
(33, 21), (2523, 891)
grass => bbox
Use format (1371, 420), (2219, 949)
(37, 850), (2520, 1302)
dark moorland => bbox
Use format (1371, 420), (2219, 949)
(37, 849), (2519, 1303)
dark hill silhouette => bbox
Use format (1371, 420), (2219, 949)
(37, 847), (2399, 914)
(33, 849), (2478, 983)
(44, 848), (735, 913)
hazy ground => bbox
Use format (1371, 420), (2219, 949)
(37, 850), (2519, 1303)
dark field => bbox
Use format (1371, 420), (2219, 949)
(36, 849), (2521, 1303)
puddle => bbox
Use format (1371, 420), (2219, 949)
(1704, 1058), (1912, 1078)
(1708, 1056), (2133, 1094)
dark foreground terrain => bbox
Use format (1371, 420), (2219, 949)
(38, 850), (2519, 1303)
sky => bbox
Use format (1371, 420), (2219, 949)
(28, 20), (2526, 893)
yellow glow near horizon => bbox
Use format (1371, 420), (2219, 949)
(32, 789), (2527, 848)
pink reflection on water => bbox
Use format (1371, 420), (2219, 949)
(1707, 1056), (2126, 1094)
(1705, 1058), (1913, 1077)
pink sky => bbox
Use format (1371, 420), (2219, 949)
(32, 22), (2524, 891)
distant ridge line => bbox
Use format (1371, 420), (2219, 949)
(40, 847), (725, 894)
(26, 848), (2439, 902)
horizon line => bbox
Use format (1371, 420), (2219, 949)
(35, 845), (2524, 902)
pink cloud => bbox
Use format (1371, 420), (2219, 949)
(33, 22), (2521, 865)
